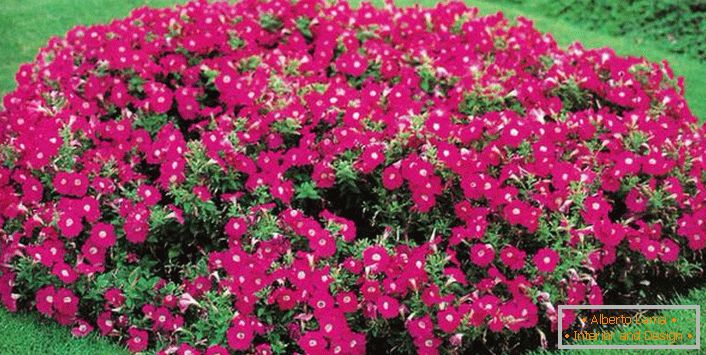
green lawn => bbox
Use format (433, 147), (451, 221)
(0, 0), (705, 354)
(0, 308), (127, 354)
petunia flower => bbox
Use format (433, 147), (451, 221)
(533, 248), (560, 273)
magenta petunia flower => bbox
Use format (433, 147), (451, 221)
(500, 245), (526, 271)
(297, 331), (328, 354)
(470, 243), (495, 267)
(104, 288), (125, 308)
(362, 245), (390, 272)
(126, 327), (149, 352)
(659, 239), (680, 263)
(226, 325), (253, 351)
(204, 344), (229, 355)
(35, 285), (56, 317)
(97, 311), (114, 336)
(90, 223), (116, 248)
(437, 308), (461, 333)
(224, 216), (248, 241)
(71, 319), (94, 337)
(533, 248), (560, 273)
(52, 263), (78, 284)
(376, 295), (400, 319)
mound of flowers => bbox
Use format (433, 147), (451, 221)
(0, 0), (705, 353)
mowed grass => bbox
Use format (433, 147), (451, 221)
(0, 307), (128, 354)
(0, 0), (705, 354)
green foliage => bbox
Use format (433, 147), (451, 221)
(228, 35), (245, 51)
(295, 180), (321, 200)
(295, 17), (313, 40)
(458, 89), (525, 117)
(260, 13), (283, 33)
(133, 112), (170, 135)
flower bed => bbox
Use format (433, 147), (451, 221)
(0, 0), (704, 353)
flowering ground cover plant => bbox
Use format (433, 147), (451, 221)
(0, 0), (705, 353)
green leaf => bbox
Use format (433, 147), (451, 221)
(295, 17), (313, 39)
(295, 180), (321, 200)
(260, 13), (283, 32)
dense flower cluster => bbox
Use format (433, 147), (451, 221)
(0, 0), (704, 353)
